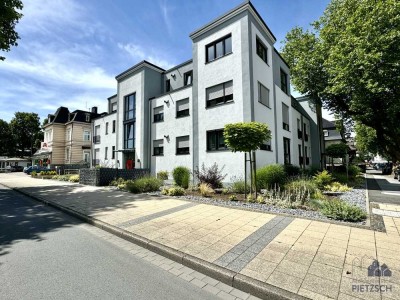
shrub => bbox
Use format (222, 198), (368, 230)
(256, 164), (286, 189)
(199, 183), (214, 197)
(125, 176), (163, 193)
(257, 195), (265, 204)
(348, 165), (361, 178)
(31, 171), (37, 176)
(332, 172), (348, 184)
(69, 175), (80, 182)
(229, 195), (238, 201)
(110, 177), (126, 186)
(247, 194), (256, 203)
(172, 166), (190, 188)
(284, 164), (301, 177)
(285, 177), (318, 199)
(320, 199), (366, 222)
(325, 182), (351, 192)
(161, 186), (185, 196)
(194, 163), (226, 189)
(313, 170), (333, 189)
(230, 177), (250, 194)
(157, 170), (168, 180)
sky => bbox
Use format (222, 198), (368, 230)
(0, 0), (333, 123)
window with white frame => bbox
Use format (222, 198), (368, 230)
(206, 80), (233, 108)
(83, 130), (90, 141)
(66, 129), (71, 141)
(258, 82), (270, 107)
(83, 151), (90, 163)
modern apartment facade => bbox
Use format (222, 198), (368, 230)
(93, 1), (321, 179)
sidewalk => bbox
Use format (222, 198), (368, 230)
(1, 173), (400, 300)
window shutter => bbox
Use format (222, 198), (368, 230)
(154, 106), (164, 114)
(224, 81), (233, 96)
(207, 84), (224, 100)
(177, 99), (189, 111)
(177, 136), (189, 148)
(154, 139), (163, 148)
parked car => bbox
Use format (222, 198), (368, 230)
(382, 162), (393, 175)
(25, 165), (48, 175)
(5, 165), (24, 172)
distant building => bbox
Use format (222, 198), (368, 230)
(322, 118), (345, 167)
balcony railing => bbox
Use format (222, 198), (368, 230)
(93, 135), (101, 144)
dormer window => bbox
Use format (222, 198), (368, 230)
(85, 114), (90, 122)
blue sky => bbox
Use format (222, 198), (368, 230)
(0, 0), (332, 123)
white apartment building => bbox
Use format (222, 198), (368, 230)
(92, 1), (322, 179)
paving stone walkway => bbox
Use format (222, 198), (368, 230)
(1, 173), (400, 300)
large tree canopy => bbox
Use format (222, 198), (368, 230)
(0, 0), (23, 60)
(0, 119), (16, 156)
(281, 0), (400, 160)
(10, 112), (41, 155)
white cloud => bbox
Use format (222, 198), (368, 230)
(159, 0), (173, 36)
(118, 42), (175, 70)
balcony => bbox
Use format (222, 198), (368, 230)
(93, 135), (101, 144)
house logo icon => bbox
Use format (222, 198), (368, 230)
(367, 260), (392, 277)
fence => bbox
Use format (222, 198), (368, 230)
(79, 168), (150, 186)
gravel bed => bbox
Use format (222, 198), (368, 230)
(338, 178), (367, 212)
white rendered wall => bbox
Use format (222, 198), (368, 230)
(93, 113), (117, 167)
(275, 86), (292, 165)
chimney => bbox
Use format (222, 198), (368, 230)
(91, 106), (98, 114)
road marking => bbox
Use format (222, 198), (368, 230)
(382, 192), (400, 196)
(372, 208), (400, 218)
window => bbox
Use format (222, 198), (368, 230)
(124, 122), (135, 149)
(166, 79), (171, 92)
(112, 146), (115, 159)
(66, 147), (70, 162)
(260, 139), (272, 151)
(176, 136), (190, 155)
(93, 125), (100, 144)
(66, 129), (71, 141)
(256, 37), (268, 63)
(305, 146), (309, 165)
(94, 149), (100, 166)
(111, 102), (117, 113)
(303, 123), (309, 141)
(153, 139), (164, 156)
(176, 98), (190, 118)
(124, 94), (135, 120)
(105, 122), (109, 135)
(258, 82), (269, 107)
(184, 71), (193, 86)
(282, 103), (289, 131)
(298, 144), (303, 165)
(280, 69), (288, 94)
(112, 120), (116, 133)
(323, 130), (329, 137)
(206, 80), (233, 108)
(297, 119), (302, 139)
(105, 147), (108, 160)
(45, 130), (52, 142)
(207, 130), (227, 151)
(83, 130), (90, 142)
(85, 114), (90, 122)
(153, 106), (164, 122)
(83, 151), (90, 163)
(206, 34), (232, 63)
(283, 138), (291, 165)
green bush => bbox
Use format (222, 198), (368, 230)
(31, 171), (37, 176)
(157, 171), (168, 180)
(125, 176), (163, 194)
(199, 183), (214, 197)
(172, 166), (190, 188)
(231, 178), (250, 194)
(313, 170), (333, 189)
(325, 182), (351, 192)
(320, 199), (366, 222)
(229, 195), (238, 201)
(348, 165), (361, 178)
(285, 178), (318, 198)
(284, 164), (301, 177)
(110, 177), (126, 186)
(332, 172), (348, 184)
(69, 175), (80, 182)
(161, 186), (185, 196)
(256, 164), (286, 189)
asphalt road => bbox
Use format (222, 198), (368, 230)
(0, 184), (217, 300)
(366, 169), (400, 205)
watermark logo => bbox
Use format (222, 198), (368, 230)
(350, 255), (393, 293)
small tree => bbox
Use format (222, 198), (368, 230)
(224, 122), (271, 196)
(325, 143), (348, 169)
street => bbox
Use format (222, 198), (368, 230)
(367, 168), (400, 205)
(0, 184), (217, 300)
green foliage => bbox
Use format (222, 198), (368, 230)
(230, 177), (250, 194)
(0, 0), (23, 60)
(0, 119), (15, 156)
(9, 112), (41, 155)
(69, 175), (80, 182)
(347, 165), (361, 178)
(325, 143), (348, 158)
(246, 194), (256, 203)
(199, 183), (214, 197)
(320, 199), (366, 222)
(39, 170), (57, 176)
(284, 164), (301, 177)
(281, 0), (400, 161)
(125, 176), (163, 194)
(324, 182), (351, 192)
(31, 171), (37, 176)
(194, 163), (226, 189)
(52, 174), (72, 181)
(256, 164), (286, 189)
(172, 166), (190, 188)
(157, 171), (168, 180)
(313, 170), (333, 189)
(285, 177), (318, 198)
(223, 122), (271, 153)
(161, 186), (185, 196)
(229, 195), (238, 201)
(332, 172), (348, 184)
(110, 177), (127, 187)
(354, 122), (380, 157)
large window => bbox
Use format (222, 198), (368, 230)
(297, 119), (302, 139)
(176, 98), (190, 118)
(83, 130), (90, 142)
(111, 102), (117, 113)
(124, 122), (135, 149)
(303, 123), (309, 141)
(93, 125), (100, 144)
(256, 37), (268, 64)
(124, 94), (135, 120)
(153, 106), (164, 123)
(206, 34), (232, 63)
(184, 71), (193, 86)
(206, 80), (233, 108)
(283, 138), (291, 165)
(176, 136), (190, 155)
(153, 139), (164, 156)
(207, 130), (227, 151)
(258, 82), (270, 107)
(280, 69), (288, 94)
(260, 139), (272, 151)
(282, 103), (289, 131)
